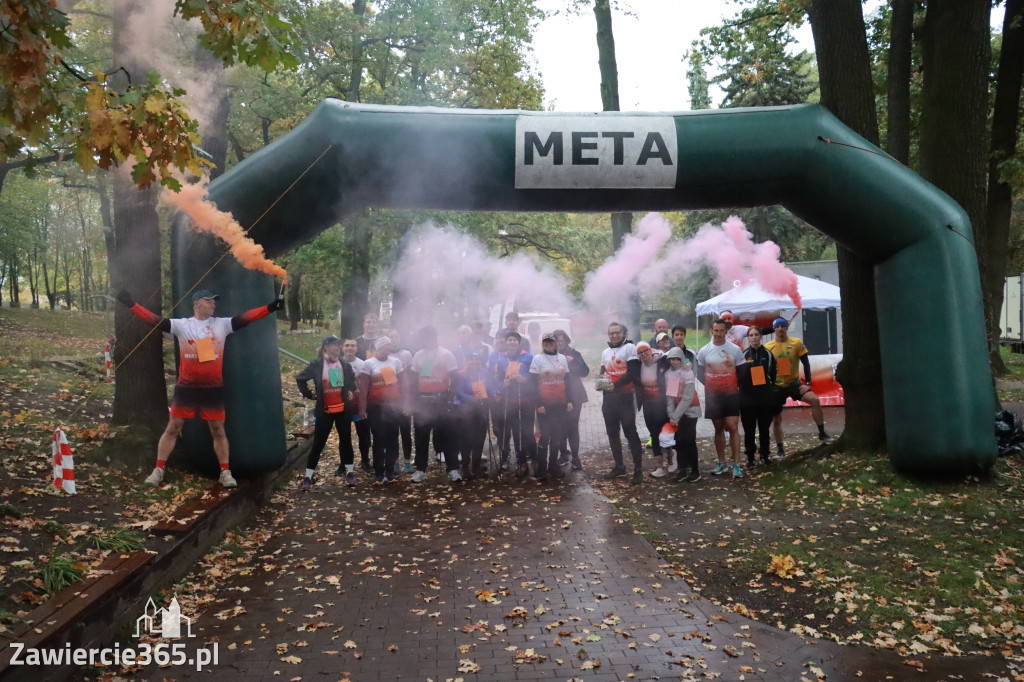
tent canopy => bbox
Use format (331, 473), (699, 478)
(695, 275), (841, 317)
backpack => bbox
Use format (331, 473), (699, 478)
(995, 409), (1024, 457)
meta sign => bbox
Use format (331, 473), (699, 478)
(514, 115), (678, 189)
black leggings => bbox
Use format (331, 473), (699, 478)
(560, 403), (583, 462)
(642, 400), (668, 457)
(536, 403), (568, 475)
(493, 399), (536, 467)
(741, 405), (775, 460)
(368, 403), (401, 477)
(306, 411), (354, 471)
(602, 392), (642, 470)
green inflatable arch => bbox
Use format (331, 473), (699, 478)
(172, 99), (995, 477)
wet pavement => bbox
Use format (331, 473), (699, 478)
(132, 389), (1006, 682)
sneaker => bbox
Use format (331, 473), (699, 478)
(631, 470), (643, 485)
(404, 461), (414, 473)
(394, 461), (400, 473)
(571, 459), (583, 471)
(345, 471), (356, 487)
(666, 453), (678, 473)
(360, 460), (373, 472)
(385, 472), (398, 484)
(732, 464), (743, 479)
(819, 433), (834, 444)
(335, 465), (345, 476)
(219, 469), (237, 488)
(686, 470), (702, 483)
(449, 469), (463, 483)
(411, 470), (427, 483)
(710, 462), (728, 476)
(373, 475), (385, 486)
(773, 446), (786, 461)
(603, 466), (627, 480)
(650, 467), (668, 478)
(300, 476), (313, 491)
(515, 464), (530, 478)
(645, 436), (652, 448)
(144, 467), (164, 485)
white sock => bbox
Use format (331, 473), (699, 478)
(345, 464), (354, 473)
(305, 468), (315, 478)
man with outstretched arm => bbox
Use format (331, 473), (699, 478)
(116, 288), (283, 487)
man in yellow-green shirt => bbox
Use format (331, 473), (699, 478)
(764, 317), (833, 458)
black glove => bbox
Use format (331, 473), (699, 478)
(268, 298), (285, 312)
(116, 289), (135, 308)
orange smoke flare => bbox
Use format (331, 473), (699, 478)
(161, 179), (287, 279)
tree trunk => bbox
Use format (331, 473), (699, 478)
(43, 259), (55, 309)
(886, 0), (914, 164)
(194, 44), (230, 179)
(340, 214), (373, 339)
(110, 0), (170, 432)
(982, 0), (1024, 377)
(807, 0), (887, 450)
(594, 0), (636, 333)
(287, 269), (302, 331)
(918, 0), (992, 371)
(349, 0), (367, 102)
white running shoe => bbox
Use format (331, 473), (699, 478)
(411, 470), (427, 483)
(666, 452), (678, 473)
(650, 467), (668, 478)
(448, 469), (463, 482)
(218, 469), (237, 488)
(144, 467), (164, 485)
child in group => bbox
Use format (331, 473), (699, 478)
(663, 347), (702, 483)
(296, 335), (357, 490)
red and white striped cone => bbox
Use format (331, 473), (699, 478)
(52, 427), (76, 495)
(104, 339), (112, 383)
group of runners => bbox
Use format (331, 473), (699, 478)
(604, 313), (833, 485)
(117, 289), (833, 488)
(291, 310), (590, 487)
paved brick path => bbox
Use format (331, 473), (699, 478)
(131, 392), (1000, 682)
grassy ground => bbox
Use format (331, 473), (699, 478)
(589, 442), (1024, 665)
(0, 307), (307, 635)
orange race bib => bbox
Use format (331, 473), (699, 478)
(750, 366), (766, 386)
(777, 357), (791, 375)
(195, 337), (215, 363)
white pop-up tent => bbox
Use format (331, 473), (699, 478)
(695, 274), (841, 317)
(695, 274), (844, 405)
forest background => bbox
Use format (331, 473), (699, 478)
(0, 0), (1021, 452)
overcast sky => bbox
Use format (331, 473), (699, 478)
(530, 0), (1001, 112)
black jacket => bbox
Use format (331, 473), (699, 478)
(561, 347), (590, 405)
(737, 345), (778, 408)
(296, 357), (357, 416)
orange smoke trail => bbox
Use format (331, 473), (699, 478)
(160, 179), (287, 280)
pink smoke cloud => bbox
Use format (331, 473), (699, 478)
(585, 213), (802, 315)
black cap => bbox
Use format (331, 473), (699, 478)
(191, 289), (219, 303)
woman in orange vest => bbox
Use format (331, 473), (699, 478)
(296, 336), (357, 490)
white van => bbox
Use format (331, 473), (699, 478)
(516, 312), (572, 349)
